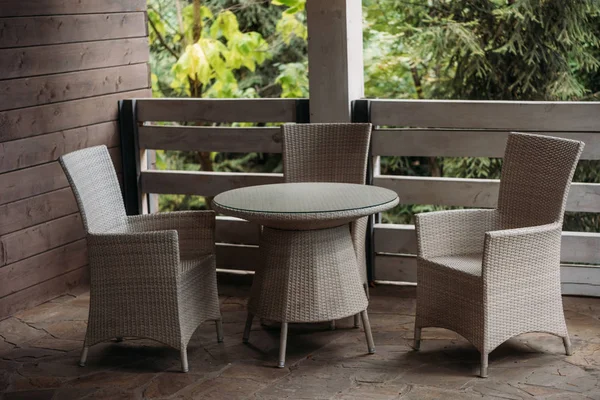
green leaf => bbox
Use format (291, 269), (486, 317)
(211, 10), (241, 40)
(276, 13), (307, 45)
(272, 0), (306, 12)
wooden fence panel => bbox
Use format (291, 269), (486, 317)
(0, 13), (147, 48)
(138, 126), (282, 153)
(136, 98), (298, 123)
(0, 64), (149, 111)
(141, 170), (283, 197)
(374, 176), (600, 213)
(0, 38), (149, 80)
(0, 0), (147, 17)
(370, 100), (600, 131)
(372, 129), (600, 160)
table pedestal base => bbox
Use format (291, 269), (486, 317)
(244, 224), (374, 367)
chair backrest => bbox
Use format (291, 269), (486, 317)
(59, 145), (126, 234)
(497, 132), (584, 229)
(282, 123), (372, 184)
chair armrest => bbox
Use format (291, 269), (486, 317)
(87, 231), (180, 279)
(483, 223), (562, 284)
(127, 211), (216, 258)
(415, 209), (498, 258)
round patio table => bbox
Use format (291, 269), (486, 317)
(212, 182), (399, 367)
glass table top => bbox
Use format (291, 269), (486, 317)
(212, 182), (398, 215)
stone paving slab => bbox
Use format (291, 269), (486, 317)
(0, 283), (599, 399)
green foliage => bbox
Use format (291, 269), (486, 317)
(148, 0), (308, 99)
(364, 0), (600, 101)
(147, 0), (308, 211)
(149, 1), (599, 234)
(276, 62), (309, 98)
(364, 0), (600, 229)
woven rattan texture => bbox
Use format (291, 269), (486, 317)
(414, 132), (584, 377)
(59, 145), (126, 233)
(248, 225), (368, 322)
(59, 146), (221, 369)
(282, 123), (372, 282)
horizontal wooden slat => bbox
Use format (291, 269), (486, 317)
(0, 188), (77, 235)
(561, 265), (600, 285)
(561, 283), (600, 297)
(373, 224), (417, 255)
(375, 175), (497, 208)
(0, 63), (149, 111)
(0, 121), (118, 173)
(561, 232), (600, 264)
(1, 88), (150, 141)
(370, 100), (600, 132)
(374, 175), (600, 213)
(0, 162), (67, 205)
(0, 146), (121, 205)
(0, 239), (87, 298)
(141, 170), (283, 197)
(0, 13), (147, 48)
(374, 254), (600, 287)
(372, 129), (600, 160)
(138, 125), (283, 153)
(0, 0), (147, 17)
(374, 254), (417, 282)
(0, 213), (84, 266)
(0, 266), (88, 320)
(215, 244), (260, 271)
(0, 37), (149, 80)
(136, 98), (298, 123)
(216, 216), (260, 245)
(374, 223), (600, 264)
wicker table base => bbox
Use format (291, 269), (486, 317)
(242, 224), (375, 367)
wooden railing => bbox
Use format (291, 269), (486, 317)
(119, 98), (600, 296)
(119, 98), (309, 272)
(367, 99), (600, 296)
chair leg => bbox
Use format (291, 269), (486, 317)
(413, 326), (421, 351)
(563, 336), (573, 356)
(353, 314), (360, 328)
(480, 353), (488, 378)
(243, 313), (254, 343)
(329, 320), (336, 330)
(79, 346), (89, 367)
(360, 310), (375, 354)
(180, 348), (189, 373)
(215, 319), (224, 343)
(278, 322), (288, 368)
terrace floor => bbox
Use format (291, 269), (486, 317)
(1, 281), (600, 400)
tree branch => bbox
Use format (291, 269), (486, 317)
(148, 14), (179, 60)
(410, 66), (424, 99)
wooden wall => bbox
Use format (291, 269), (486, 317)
(0, 0), (151, 318)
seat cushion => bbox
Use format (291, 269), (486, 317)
(428, 253), (483, 277)
(180, 254), (214, 274)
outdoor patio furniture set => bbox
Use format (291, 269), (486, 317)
(59, 123), (584, 378)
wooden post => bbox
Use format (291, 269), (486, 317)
(353, 99), (376, 282)
(118, 99), (141, 215)
(119, 99), (148, 215)
(306, 0), (364, 122)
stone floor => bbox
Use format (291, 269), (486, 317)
(1, 282), (600, 400)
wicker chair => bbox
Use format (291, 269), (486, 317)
(414, 132), (584, 378)
(59, 145), (223, 373)
(282, 123), (372, 329)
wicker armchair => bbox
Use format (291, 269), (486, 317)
(282, 123), (372, 328)
(414, 132), (584, 378)
(59, 145), (223, 373)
